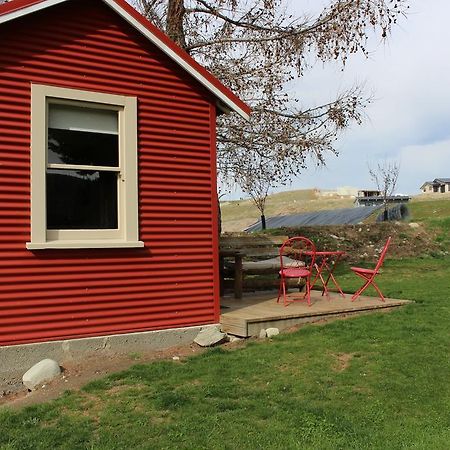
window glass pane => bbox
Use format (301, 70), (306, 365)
(48, 128), (119, 166)
(46, 169), (118, 229)
(49, 104), (118, 134)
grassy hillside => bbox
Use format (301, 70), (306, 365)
(220, 189), (450, 259)
(221, 189), (354, 231)
(409, 194), (450, 248)
(221, 189), (450, 235)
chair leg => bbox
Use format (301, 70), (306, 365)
(370, 280), (386, 302)
(277, 278), (282, 303)
(305, 280), (311, 306)
(277, 275), (288, 306)
(351, 273), (372, 302)
(351, 282), (369, 301)
(352, 273), (386, 302)
(282, 277), (288, 306)
(278, 276), (313, 306)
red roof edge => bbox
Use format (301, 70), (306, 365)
(0, 0), (251, 118)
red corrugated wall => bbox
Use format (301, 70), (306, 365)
(0, 0), (220, 345)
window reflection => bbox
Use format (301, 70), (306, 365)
(48, 129), (119, 167)
(46, 169), (118, 229)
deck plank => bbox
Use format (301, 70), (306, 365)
(220, 290), (411, 337)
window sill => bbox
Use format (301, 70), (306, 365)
(26, 240), (145, 250)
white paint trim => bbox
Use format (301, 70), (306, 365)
(28, 84), (140, 250)
(26, 240), (145, 249)
(47, 164), (120, 171)
(0, 0), (67, 25)
(0, 0), (250, 120)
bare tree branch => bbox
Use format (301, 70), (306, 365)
(135, 0), (409, 194)
(368, 160), (400, 219)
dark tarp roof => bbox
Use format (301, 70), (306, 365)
(246, 206), (381, 232)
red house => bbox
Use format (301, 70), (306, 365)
(0, 0), (249, 348)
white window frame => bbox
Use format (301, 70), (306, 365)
(27, 84), (143, 250)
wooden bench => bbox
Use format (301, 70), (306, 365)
(219, 235), (288, 299)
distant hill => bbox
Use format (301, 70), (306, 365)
(220, 189), (355, 232)
(221, 188), (450, 232)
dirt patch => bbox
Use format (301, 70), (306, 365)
(222, 221), (444, 263)
(0, 344), (205, 410)
(272, 222), (445, 262)
(332, 353), (354, 372)
(0, 337), (253, 410)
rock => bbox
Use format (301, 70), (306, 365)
(259, 329), (267, 339)
(194, 327), (227, 347)
(22, 359), (61, 390)
(229, 335), (242, 343)
(172, 356), (180, 361)
(409, 222), (420, 229)
(266, 328), (280, 338)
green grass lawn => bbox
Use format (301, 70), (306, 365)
(1, 256), (450, 449)
(409, 198), (450, 248)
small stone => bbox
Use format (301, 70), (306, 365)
(229, 335), (242, 343)
(172, 356), (180, 361)
(194, 327), (227, 347)
(259, 329), (267, 339)
(266, 328), (280, 338)
(23, 359), (61, 390)
(409, 222), (420, 228)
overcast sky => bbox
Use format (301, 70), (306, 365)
(130, 1), (449, 198)
(272, 0), (450, 197)
(223, 0), (450, 198)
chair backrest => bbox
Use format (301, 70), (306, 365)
(374, 236), (392, 272)
(279, 236), (316, 270)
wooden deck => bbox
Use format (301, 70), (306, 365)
(220, 290), (412, 337)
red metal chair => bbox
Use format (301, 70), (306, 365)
(277, 237), (316, 307)
(351, 236), (392, 302)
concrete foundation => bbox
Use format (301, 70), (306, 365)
(0, 324), (219, 389)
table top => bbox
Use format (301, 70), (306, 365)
(303, 250), (345, 256)
(314, 250), (346, 256)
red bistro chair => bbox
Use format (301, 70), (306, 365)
(277, 237), (316, 307)
(351, 236), (392, 302)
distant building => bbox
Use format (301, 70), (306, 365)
(355, 189), (411, 207)
(357, 189), (381, 198)
(420, 178), (450, 194)
(336, 186), (359, 197)
(318, 186), (358, 197)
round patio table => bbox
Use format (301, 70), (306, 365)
(309, 250), (346, 298)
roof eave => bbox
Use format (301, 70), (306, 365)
(0, 0), (251, 120)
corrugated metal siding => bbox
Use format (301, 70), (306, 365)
(0, 0), (219, 345)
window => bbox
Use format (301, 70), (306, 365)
(27, 85), (143, 249)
